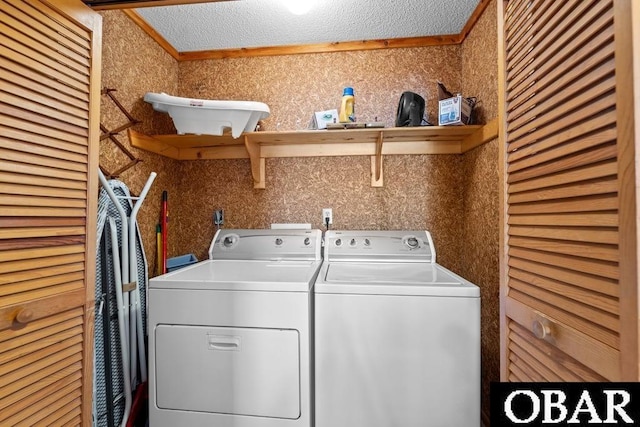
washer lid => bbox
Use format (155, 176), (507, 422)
(317, 262), (479, 297)
(149, 259), (321, 292)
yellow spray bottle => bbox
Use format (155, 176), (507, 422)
(339, 87), (355, 123)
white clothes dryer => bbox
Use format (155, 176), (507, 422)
(314, 230), (480, 427)
(148, 229), (322, 427)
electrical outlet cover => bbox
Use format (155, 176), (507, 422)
(322, 208), (333, 225)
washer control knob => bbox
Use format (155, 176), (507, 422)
(223, 236), (235, 247)
(335, 238), (342, 247)
(364, 238), (371, 246)
(304, 237), (311, 246)
(350, 238), (357, 246)
(275, 238), (283, 246)
(406, 236), (419, 249)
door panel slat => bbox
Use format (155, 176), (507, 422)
(507, 92), (616, 152)
(0, 226), (86, 240)
(509, 352), (544, 381)
(0, 317), (83, 357)
(509, 341), (563, 381)
(0, 162), (86, 182)
(1, 182), (87, 200)
(507, 54), (614, 125)
(0, 252), (85, 275)
(509, 265), (619, 315)
(507, 179), (617, 204)
(0, 195), (87, 209)
(507, 0), (597, 78)
(0, 10), (89, 68)
(507, 111), (616, 164)
(0, 57), (89, 106)
(1, 114), (88, 147)
(0, 370), (81, 418)
(508, 68), (615, 134)
(508, 320), (608, 381)
(0, 340), (83, 388)
(0, 262), (85, 287)
(508, 256), (619, 297)
(1, 104), (88, 138)
(0, 244), (85, 263)
(0, 33), (89, 84)
(0, 206), (87, 218)
(0, 272), (85, 297)
(1, 89), (89, 129)
(0, 147), (88, 173)
(507, 1), (612, 93)
(508, 81), (615, 144)
(509, 235), (618, 262)
(2, 76), (88, 123)
(28, 394), (82, 427)
(0, 17), (89, 77)
(0, 47), (88, 93)
(0, 308), (82, 343)
(509, 161), (618, 194)
(0, 171), (86, 190)
(505, 1), (556, 56)
(509, 280), (619, 339)
(1, 378), (81, 426)
(5, 0), (91, 47)
(508, 212), (618, 227)
(508, 140), (617, 183)
(508, 246), (618, 280)
(507, 193), (618, 215)
(504, 0), (532, 34)
(0, 1), (89, 59)
(509, 225), (617, 245)
(1, 136), (87, 164)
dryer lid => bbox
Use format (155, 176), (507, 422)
(150, 259), (321, 292)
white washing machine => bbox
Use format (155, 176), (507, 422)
(148, 229), (322, 427)
(315, 230), (480, 427)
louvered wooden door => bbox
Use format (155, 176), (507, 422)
(0, 0), (101, 425)
(499, 0), (638, 382)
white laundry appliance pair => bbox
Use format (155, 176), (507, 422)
(148, 229), (480, 427)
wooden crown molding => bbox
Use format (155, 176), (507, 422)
(86, 0), (233, 11)
(124, 0), (492, 60)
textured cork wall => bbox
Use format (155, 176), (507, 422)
(175, 155), (464, 270)
(99, 10), (180, 276)
(173, 46), (466, 272)
(178, 46), (463, 130)
(461, 0), (500, 422)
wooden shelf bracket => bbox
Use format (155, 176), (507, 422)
(371, 131), (384, 187)
(244, 135), (265, 189)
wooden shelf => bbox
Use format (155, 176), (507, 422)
(129, 118), (498, 188)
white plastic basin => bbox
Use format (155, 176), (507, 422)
(144, 92), (270, 138)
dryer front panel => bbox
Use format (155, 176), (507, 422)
(155, 325), (300, 419)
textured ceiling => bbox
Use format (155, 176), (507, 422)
(135, 0), (482, 52)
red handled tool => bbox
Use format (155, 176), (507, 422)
(161, 191), (168, 274)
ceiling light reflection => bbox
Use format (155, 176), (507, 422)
(282, 0), (315, 15)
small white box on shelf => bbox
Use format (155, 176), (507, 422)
(310, 109), (339, 129)
(438, 95), (474, 126)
